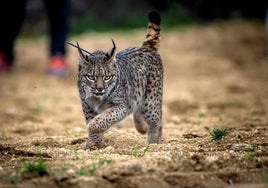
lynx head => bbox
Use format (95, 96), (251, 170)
(68, 40), (118, 98)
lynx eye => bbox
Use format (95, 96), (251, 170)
(103, 75), (113, 81)
(85, 75), (96, 81)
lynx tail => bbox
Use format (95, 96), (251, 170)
(142, 11), (161, 51)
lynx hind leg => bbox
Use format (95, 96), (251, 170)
(141, 78), (163, 144)
(134, 109), (148, 135)
(141, 98), (162, 144)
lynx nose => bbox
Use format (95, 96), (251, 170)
(96, 88), (104, 93)
(96, 80), (104, 92)
(94, 88), (105, 96)
(95, 85), (105, 94)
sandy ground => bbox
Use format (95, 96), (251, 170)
(0, 20), (268, 188)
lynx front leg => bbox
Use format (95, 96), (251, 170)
(80, 101), (105, 143)
(86, 104), (128, 143)
(81, 102), (96, 122)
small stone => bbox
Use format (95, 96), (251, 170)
(66, 168), (75, 174)
(230, 143), (253, 151)
(206, 155), (219, 163)
(76, 149), (85, 153)
(5, 107), (18, 116)
(126, 162), (142, 175)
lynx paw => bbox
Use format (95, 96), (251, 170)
(82, 140), (106, 150)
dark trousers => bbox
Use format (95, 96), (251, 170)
(0, 0), (70, 65)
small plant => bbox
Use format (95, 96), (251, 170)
(75, 157), (112, 176)
(59, 165), (69, 172)
(169, 152), (181, 163)
(75, 164), (97, 176)
(192, 139), (198, 144)
(251, 143), (259, 152)
(1, 175), (22, 184)
(245, 153), (254, 162)
(1, 132), (11, 141)
(262, 170), (268, 184)
(74, 153), (113, 177)
(31, 104), (42, 115)
(98, 158), (113, 165)
(74, 150), (80, 160)
(132, 144), (150, 158)
(22, 158), (49, 178)
(198, 112), (207, 118)
(209, 126), (228, 141)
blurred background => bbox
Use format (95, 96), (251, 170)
(22, 0), (267, 36)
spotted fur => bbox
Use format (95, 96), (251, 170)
(68, 11), (163, 145)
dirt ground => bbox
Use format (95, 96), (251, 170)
(0, 20), (268, 188)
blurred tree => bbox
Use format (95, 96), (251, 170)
(22, 0), (267, 36)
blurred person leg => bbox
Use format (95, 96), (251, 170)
(44, 0), (70, 77)
(0, 1), (26, 72)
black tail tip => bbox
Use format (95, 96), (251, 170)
(148, 10), (161, 25)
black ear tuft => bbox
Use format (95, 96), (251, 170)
(66, 41), (94, 56)
(148, 10), (161, 25)
(107, 39), (116, 60)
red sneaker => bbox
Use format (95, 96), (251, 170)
(0, 52), (11, 72)
(48, 55), (67, 77)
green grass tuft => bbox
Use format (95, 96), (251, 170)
(0, 176), (22, 184)
(75, 157), (113, 176)
(132, 144), (150, 158)
(74, 150), (80, 160)
(75, 165), (97, 176)
(262, 170), (268, 184)
(198, 112), (207, 118)
(22, 158), (49, 178)
(31, 104), (42, 115)
(209, 126), (228, 141)
(98, 158), (113, 165)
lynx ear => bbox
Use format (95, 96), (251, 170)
(106, 39), (116, 63)
(76, 41), (93, 65)
(66, 41), (93, 65)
